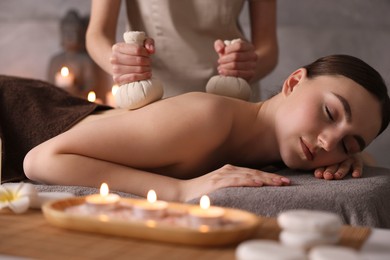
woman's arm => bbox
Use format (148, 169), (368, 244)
(24, 150), (288, 202)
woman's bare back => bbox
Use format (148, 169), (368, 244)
(65, 92), (262, 179)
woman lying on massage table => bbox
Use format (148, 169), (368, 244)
(22, 54), (390, 202)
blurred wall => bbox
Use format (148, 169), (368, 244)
(1, 0), (389, 167)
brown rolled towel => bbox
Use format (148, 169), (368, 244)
(0, 75), (112, 183)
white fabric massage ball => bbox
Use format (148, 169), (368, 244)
(206, 38), (252, 101)
(115, 78), (164, 109)
(206, 75), (251, 101)
(123, 31), (146, 46)
(115, 31), (164, 109)
(236, 239), (307, 260)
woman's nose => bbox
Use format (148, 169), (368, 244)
(318, 129), (343, 152)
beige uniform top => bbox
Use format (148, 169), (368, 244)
(125, 0), (249, 98)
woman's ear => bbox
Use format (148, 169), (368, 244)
(282, 68), (307, 96)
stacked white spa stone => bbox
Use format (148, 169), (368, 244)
(236, 239), (307, 260)
(277, 209), (343, 250)
(308, 245), (362, 260)
(236, 210), (362, 260)
(235, 240), (362, 260)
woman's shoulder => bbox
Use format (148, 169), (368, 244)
(155, 92), (253, 122)
(161, 92), (227, 120)
(173, 91), (223, 108)
(178, 91), (242, 107)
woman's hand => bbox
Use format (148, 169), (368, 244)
(314, 154), (363, 180)
(180, 164), (290, 202)
(110, 38), (155, 85)
(214, 39), (258, 82)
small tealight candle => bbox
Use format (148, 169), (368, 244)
(132, 190), (168, 219)
(87, 91), (103, 104)
(188, 195), (225, 228)
(55, 66), (74, 88)
(85, 183), (120, 208)
(106, 85), (119, 107)
(87, 91), (96, 102)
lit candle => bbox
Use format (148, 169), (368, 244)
(188, 195), (225, 228)
(132, 190), (168, 219)
(85, 183), (120, 208)
(87, 91), (97, 102)
(105, 85), (119, 107)
(87, 91), (102, 104)
(55, 66), (74, 88)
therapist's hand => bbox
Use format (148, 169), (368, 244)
(110, 38), (155, 85)
(314, 153), (363, 180)
(214, 39), (258, 82)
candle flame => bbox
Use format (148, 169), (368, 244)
(100, 183), (109, 197)
(147, 190), (157, 203)
(200, 195), (210, 210)
(112, 85), (119, 95)
(60, 66), (70, 77)
(88, 91), (96, 102)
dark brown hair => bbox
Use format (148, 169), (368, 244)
(303, 54), (390, 136)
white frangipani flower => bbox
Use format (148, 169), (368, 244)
(0, 182), (38, 213)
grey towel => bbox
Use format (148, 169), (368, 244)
(34, 166), (390, 228)
(197, 166), (390, 228)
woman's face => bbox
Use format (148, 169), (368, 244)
(275, 71), (382, 170)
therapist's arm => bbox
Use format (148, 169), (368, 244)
(86, 0), (121, 75)
(215, 0), (278, 83)
(249, 0), (278, 83)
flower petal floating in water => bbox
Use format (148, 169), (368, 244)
(0, 183), (38, 214)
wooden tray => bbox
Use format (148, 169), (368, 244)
(42, 197), (260, 247)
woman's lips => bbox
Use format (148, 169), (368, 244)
(300, 138), (314, 161)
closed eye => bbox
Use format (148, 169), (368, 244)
(325, 106), (334, 121)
